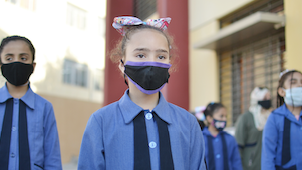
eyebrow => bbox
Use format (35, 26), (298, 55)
(5, 53), (29, 56)
(133, 48), (168, 53)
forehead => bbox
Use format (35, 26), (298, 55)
(1, 40), (31, 56)
(284, 72), (302, 81)
(126, 29), (169, 51)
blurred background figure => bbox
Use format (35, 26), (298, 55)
(203, 102), (242, 170)
(235, 87), (272, 170)
(193, 106), (206, 130)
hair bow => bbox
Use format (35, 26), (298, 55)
(112, 16), (171, 36)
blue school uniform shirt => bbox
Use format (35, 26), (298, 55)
(262, 104), (302, 169)
(203, 127), (242, 170)
(78, 89), (206, 170)
(0, 83), (62, 170)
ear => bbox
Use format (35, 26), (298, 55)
(278, 87), (285, 97)
(118, 61), (124, 74)
(32, 62), (36, 73)
(206, 115), (213, 125)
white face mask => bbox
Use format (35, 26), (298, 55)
(283, 87), (302, 106)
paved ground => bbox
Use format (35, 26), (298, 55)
(63, 163), (77, 170)
(62, 156), (78, 170)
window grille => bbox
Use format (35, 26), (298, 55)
(133, 0), (157, 21)
(219, 29), (285, 125)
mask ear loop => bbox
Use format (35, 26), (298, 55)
(121, 60), (128, 86)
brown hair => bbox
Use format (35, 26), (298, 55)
(277, 70), (302, 107)
(110, 25), (178, 72)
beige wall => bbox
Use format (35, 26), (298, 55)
(40, 93), (101, 163)
(189, 21), (219, 111)
(284, 0), (302, 72)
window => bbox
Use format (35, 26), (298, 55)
(219, 29), (285, 125)
(218, 0), (285, 126)
(63, 59), (88, 87)
(6, 0), (36, 11)
(66, 3), (87, 30)
(92, 69), (103, 91)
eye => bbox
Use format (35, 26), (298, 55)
(21, 57), (28, 61)
(6, 57), (12, 61)
(136, 54), (145, 58)
(158, 55), (166, 60)
(290, 79), (297, 85)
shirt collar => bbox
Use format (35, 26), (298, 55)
(274, 104), (302, 123)
(0, 83), (35, 109)
(202, 126), (226, 136)
(119, 89), (172, 124)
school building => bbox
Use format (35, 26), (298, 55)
(0, 0), (106, 163)
(104, 0), (302, 127)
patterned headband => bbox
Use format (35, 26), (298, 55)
(112, 16), (171, 36)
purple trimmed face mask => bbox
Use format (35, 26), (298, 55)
(124, 61), (171, 95)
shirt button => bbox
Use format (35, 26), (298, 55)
(145, 113), (153, 120)
(11, 153), (15, 158)
(216, 154), (220, 158)
(12, 126), (16, 131)
(149, 141), (157, 148)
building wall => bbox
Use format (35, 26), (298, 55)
(0, 0), (106, 163)
(284, 0), (302, 72)
(189, 0), (253, 110)
(39, 94), (100, 163)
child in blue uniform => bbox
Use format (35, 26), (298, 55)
(78, 16), (206, 170)
(262, 69), (302, 170)
(203, 102), (242, 170)
(0, 36), (62, 169)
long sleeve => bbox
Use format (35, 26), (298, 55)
(231, 137), (243, 170)
(261, 114), (278, 170)
(43, 104), (62, 170)
(235, 114), (246, 158)
(189, 118), (206, 170)
(78, 114), (105, 170)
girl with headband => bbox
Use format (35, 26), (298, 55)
(262, 69), (302, 169)
(78, 16), (206, 170)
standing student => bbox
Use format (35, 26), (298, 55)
(203, 102), (242, 170)
(262, 69), (302, 169)
(78, 16), (206, 170)
(0, 36), (62, 169)
(235, 86), (272, 170)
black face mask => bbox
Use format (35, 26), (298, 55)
(1, 62), (34, 86)
(124, 61), (171, 95)
(258, 100), (272, 109)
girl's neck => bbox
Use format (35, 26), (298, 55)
(286, 104), (302, 116)
(208, 125), (219, 137)
(6, 82), (29, 99)
(128, 87), (159, 110)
